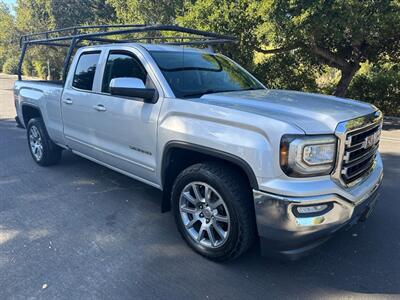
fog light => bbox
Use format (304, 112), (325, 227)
(296, 204), (328, 214)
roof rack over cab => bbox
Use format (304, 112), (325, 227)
(17, 24), (236, 82)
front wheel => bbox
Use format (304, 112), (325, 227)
(27, 118), (62, 166)
(172, 162), (256, 261)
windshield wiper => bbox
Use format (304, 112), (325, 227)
(183, 89), (223, 98)
(183, 87), (264, 98)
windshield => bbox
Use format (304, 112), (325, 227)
(149, 50), (264, 98)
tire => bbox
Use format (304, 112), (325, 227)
(27, 118), (62, 166)
(172, 161), (256, 261)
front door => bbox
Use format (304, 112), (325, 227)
(87, 49), (163, 184)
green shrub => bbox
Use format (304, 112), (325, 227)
(22, 59), (35, 77)
(2, 57), (19, 74)
(254, 52), (321, 92)
(348, 64), (400, 117)
(32, 60), (47, 79)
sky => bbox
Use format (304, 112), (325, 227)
(3, 0), (16, 9)
(3, 0), (16, 14)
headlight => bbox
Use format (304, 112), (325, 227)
(280, 135), (337, 177)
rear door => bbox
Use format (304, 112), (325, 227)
(61, 50), (105, 159)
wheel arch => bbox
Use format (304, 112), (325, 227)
(160, 141), (259, 212)
(21, 103), (43, 127)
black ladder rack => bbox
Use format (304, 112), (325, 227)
(18, 24), (236, 81)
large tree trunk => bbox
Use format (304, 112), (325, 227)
(334, 64), (360, 97)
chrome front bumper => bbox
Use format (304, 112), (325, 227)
(253, 172), (383, 259)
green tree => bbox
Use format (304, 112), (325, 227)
(348, 62), (400, 117)
(49, 0), (116, 28)
(254, 50), (321, 92)
(107, 0), (189, 24)
(0, 1), (18, 70)
(7, 0), (400, 118)
(2, 57), (19, 74)
(16, 0), (115, 31)
(15, 0), (60, 78)
(15, 0), (52, 32)
(177, 0), (261, 69)
(257, 0), (400, 96)
(14, 0), (116, 78)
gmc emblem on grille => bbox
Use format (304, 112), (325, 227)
(365, 135), (375, 148)
(364, 130), (380, 149)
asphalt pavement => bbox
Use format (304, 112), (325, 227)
(1, 74), (400, 299)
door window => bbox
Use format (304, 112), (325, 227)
(102, 52), (149, 93)
(72, 52), (101, 91)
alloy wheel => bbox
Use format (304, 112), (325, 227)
(179, 181), (231, 248)
(29, 125), (43, 161)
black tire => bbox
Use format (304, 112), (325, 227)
(27, 118), (62, 166)
(172, 161), (256, 261)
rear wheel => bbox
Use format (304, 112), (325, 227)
(172, 162), (256, 261)
(27, 118), (62, 166)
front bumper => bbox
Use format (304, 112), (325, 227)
(253, 172), (383, 260)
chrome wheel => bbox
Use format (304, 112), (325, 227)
(179, 182), (230, 248)
(29, 125), (43, 161)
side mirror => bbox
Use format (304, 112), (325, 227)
(109, 77), (158, 103)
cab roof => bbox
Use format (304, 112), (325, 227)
(138, 43), (212, 53)
(79, 42), (213, 54)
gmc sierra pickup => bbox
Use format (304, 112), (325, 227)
(14, 25), (383, 261)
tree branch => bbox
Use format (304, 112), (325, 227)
(334, 63), (361, 97)
(309, 44), (347, 69)
(254, 45), (299, 54)
(256, 43), (349, 71)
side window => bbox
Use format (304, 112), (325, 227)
(72, 52), (100, 91)
(102, 52), (148, 93)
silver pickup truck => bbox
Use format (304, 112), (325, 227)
(14, 25), (383, 261)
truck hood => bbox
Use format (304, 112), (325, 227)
(199, 89), (376, 134)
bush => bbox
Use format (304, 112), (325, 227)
(2, 57), (19, 75)
(253, 52), (321, 92)
(22, 59), (35, 77)
(32, 60), (47, 79)
(348, 64), (400, 117)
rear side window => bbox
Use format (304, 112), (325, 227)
(102, 52), (147, 93)
(72, 52), (100, 91)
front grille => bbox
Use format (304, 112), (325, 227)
(340, 122), (382, 184)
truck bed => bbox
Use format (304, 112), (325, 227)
(17, 79), (63, 87)
(14, 80), (64, 95)
(14, 79), (65, 142)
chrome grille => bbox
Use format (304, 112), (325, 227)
(333, 111), (383, 186)
(341, 118), (382, 184)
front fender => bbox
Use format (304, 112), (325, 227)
(156, 98), (304, 190)
(159, 111), (274, 181)
(162, 140), (260, 189)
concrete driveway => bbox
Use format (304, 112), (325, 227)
(1, 74), (400, 299)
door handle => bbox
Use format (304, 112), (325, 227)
(93, 104), (107, 112)
(62, 98), (73, 105)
